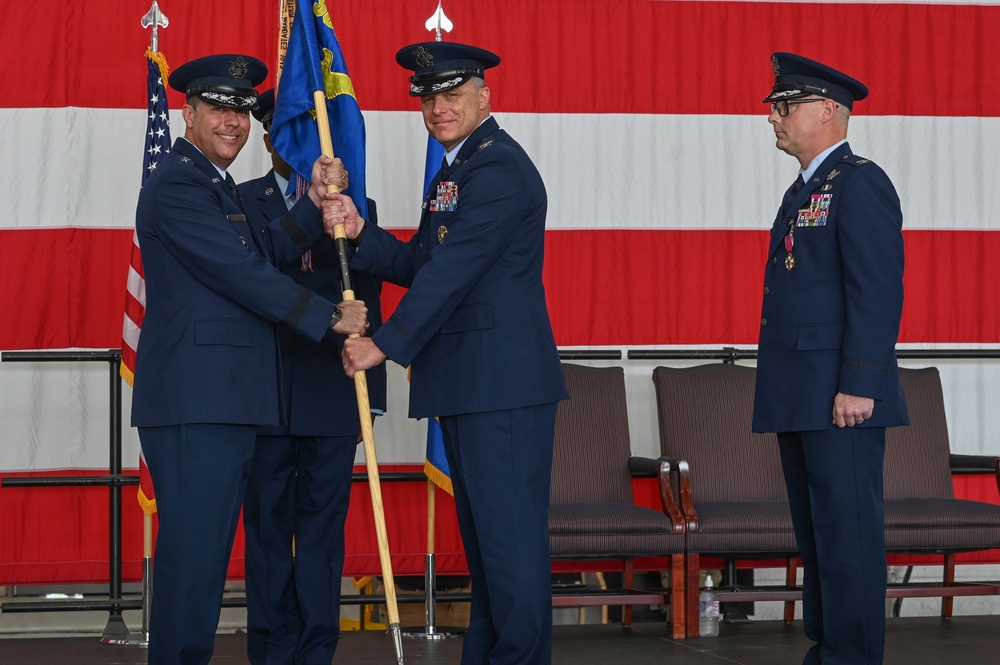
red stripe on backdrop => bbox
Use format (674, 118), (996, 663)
(382, 228), (1000, 346)
(0, 229), (133, 349)
(2, 228), (998, 350)
(2, 1), (1000, 116)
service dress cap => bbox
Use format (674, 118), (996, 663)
(763, 52), (868, 110)
(395, 42), (500, 97)
(252, 88), (275, 130)
(169, 54), (268, 110)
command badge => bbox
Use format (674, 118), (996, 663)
(437, 225), (448, 244)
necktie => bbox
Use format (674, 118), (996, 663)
(779, 175), (804, 217)
(224, 172), (241, 204)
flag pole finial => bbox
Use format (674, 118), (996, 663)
(425, 1), (453, 42)
(141, 1), (169, 52)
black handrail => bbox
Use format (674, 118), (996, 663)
(0, 349), (131, 638)
(2, 345), (996, 627)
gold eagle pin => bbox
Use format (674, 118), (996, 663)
(437, 225), (448, 244)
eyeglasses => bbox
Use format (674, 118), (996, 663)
(769, 99), (824, 117)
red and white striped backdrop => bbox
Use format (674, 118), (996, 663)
(2, 0), (1000, 540)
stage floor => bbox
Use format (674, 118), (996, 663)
(0, 616), (996, 665)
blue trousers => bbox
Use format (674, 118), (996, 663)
(243, 434), (357, 665)
(778, 428), (887, 665)
(139, 423), (257, 665)
(440, 403), (558, 665)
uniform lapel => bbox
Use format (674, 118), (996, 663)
(769, 143), (853, 258)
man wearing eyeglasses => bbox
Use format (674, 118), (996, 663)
(752, 53), (909, 665)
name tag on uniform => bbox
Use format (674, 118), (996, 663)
(429, 181), (458, 212)
(796, 193), (831, 227)
(226, 214), (247, 223)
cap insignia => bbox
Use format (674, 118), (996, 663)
(772, 54), (780, 76)
(413, 46), (435, 68)
(229, 56), (250, 79)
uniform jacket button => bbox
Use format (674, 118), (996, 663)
(761, 318), (767, 327)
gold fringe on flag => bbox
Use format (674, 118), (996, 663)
(423, 459), (453, 496)
(138, 487), (157, 515)
(146, 47), (170, 81)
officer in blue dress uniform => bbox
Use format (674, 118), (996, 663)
(131, 55), (365, 665)
(328, 42), (569, 665)
(238, 89), (387, 665)
(753, 53), (909, 665)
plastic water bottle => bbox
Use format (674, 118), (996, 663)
(698, 575), (720, 637)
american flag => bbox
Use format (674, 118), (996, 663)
(122, 48), (171, 389)
(126, 47), (172, 515)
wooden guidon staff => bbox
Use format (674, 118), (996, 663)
(312, 91), (405, 664)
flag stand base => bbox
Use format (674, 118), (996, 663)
(102, 555), (152, 646)
(402, 554), (464, 640)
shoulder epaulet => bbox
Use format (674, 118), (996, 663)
(844, 154), (875, 167)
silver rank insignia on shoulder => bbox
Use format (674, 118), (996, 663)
(478, 138), (493, 150)
(212, 177), (222, 183)
(826, 169), (841, 181)
(437, 226), (448, 244)
(856, 158), (871, 165)
(180, 156), (191, 163)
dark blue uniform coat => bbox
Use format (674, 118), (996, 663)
(753, 143), (908, 433)
(132, 138), (337, 665)
(237, 171), (387, 665)
(753, 143), (909, 665)
(351, 117), (568, 665)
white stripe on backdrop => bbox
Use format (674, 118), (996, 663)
(2, 356), (999, 472)
(4, 108), (1000, 231)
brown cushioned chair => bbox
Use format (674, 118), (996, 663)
(884, 366), (1000, 615)
(651, 363), (799, 637)
(549, 363), (687, 637)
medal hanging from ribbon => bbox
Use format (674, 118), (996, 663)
(784, 227), (795, 271)
(295, 175), (313, 272)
